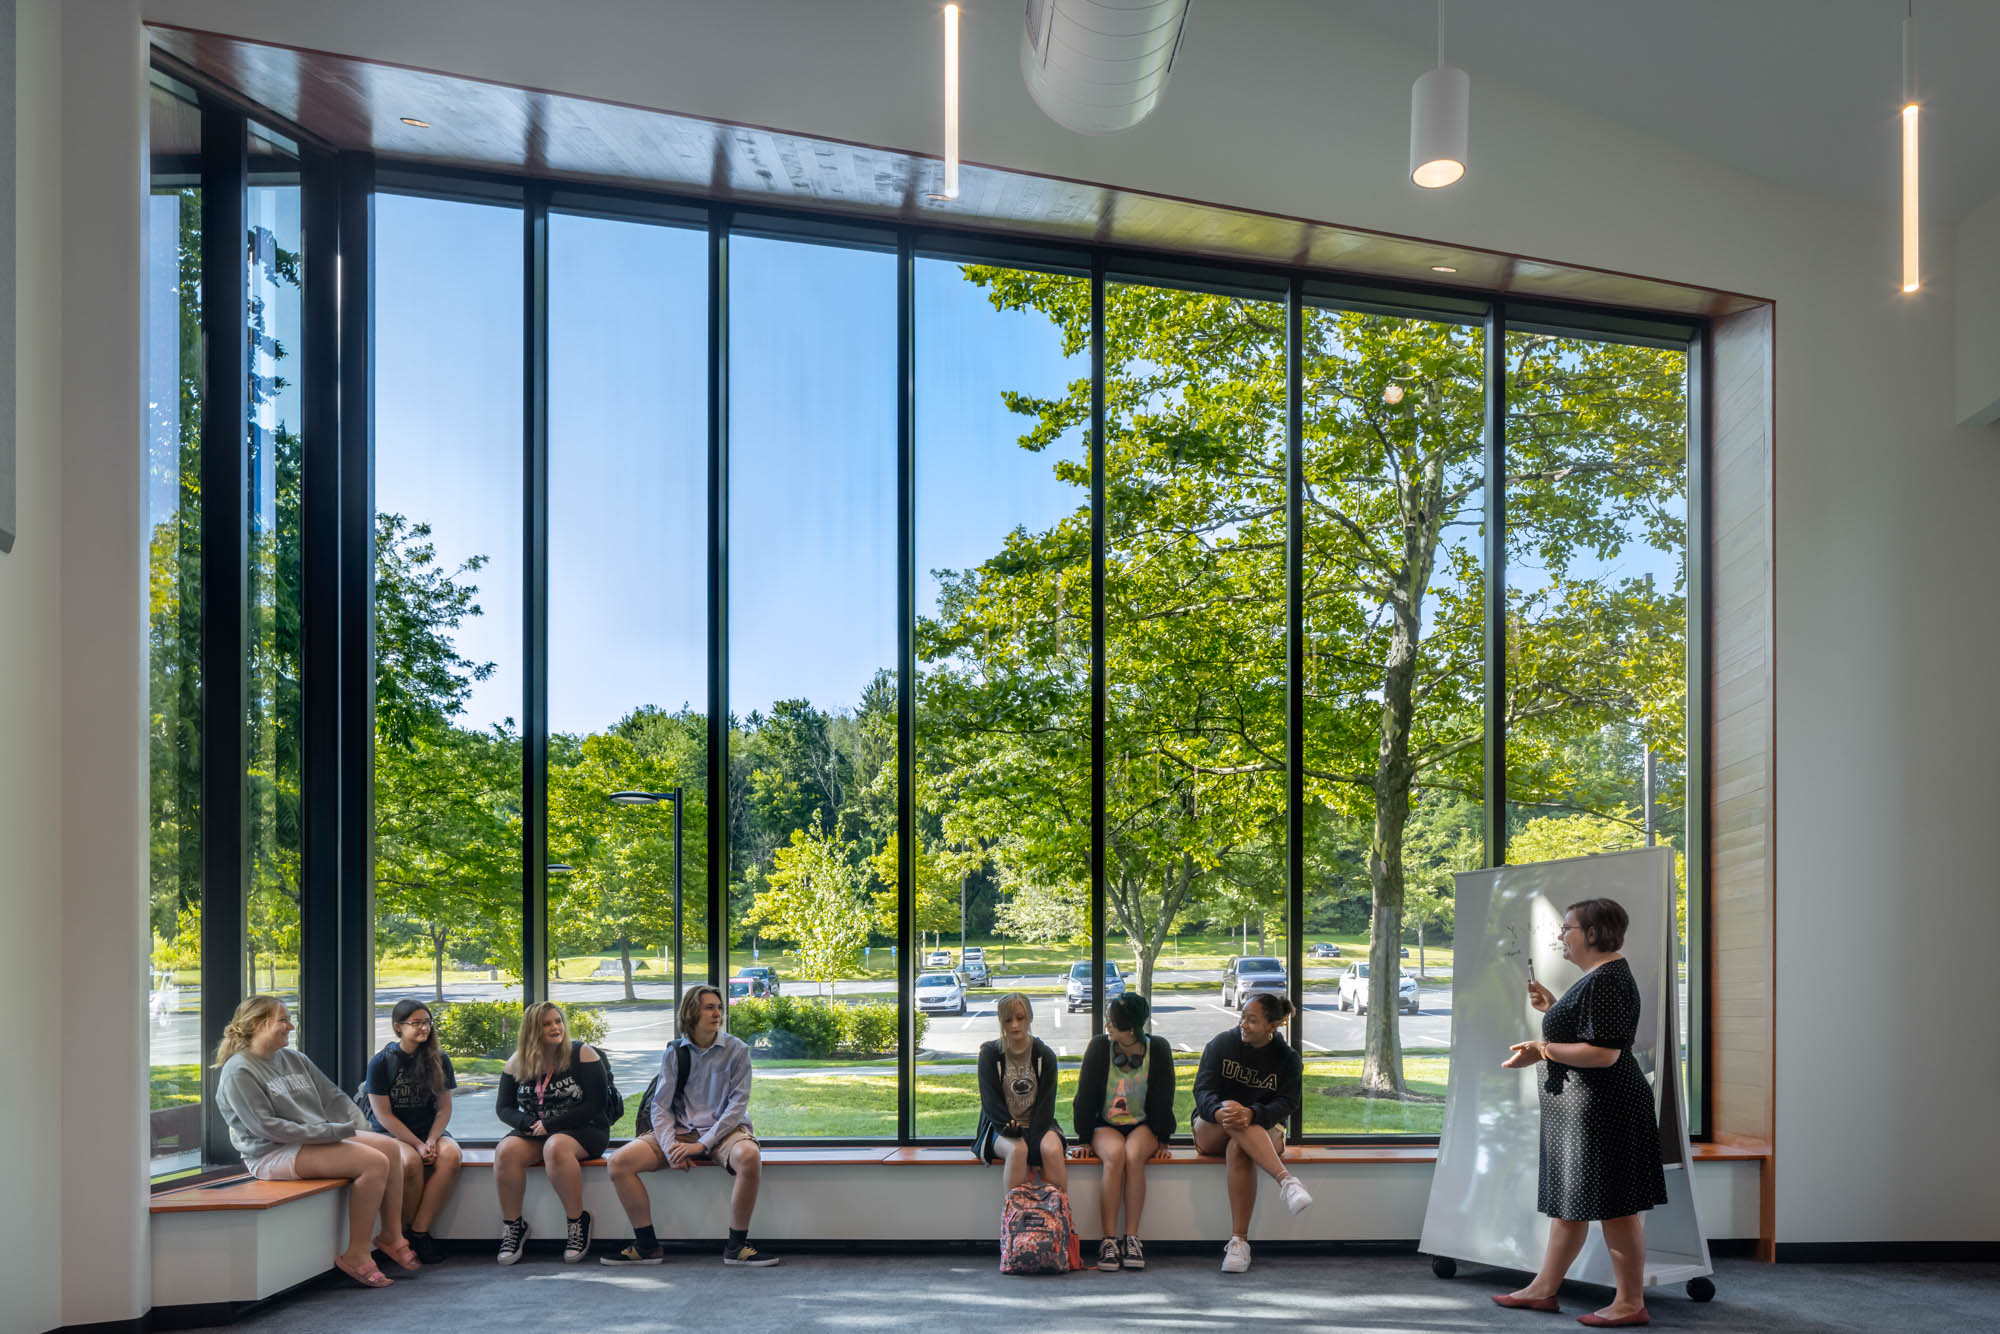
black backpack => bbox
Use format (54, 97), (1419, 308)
(353, 1044), (399, 1126)
(634, 1044), (693, 1138)
(580, 1040), (625, 1124)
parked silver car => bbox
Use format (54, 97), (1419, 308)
(1064, 959), (1125, 1012)
(959, 946), (990, 986)
(916, 970), (967, 1015)
(1221, 955), (1288, 1010)
(1338, 962), (1420, 1015)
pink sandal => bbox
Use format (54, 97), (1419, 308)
(335, 1254), (394, 1288)
(374, 1235), (423, 1271)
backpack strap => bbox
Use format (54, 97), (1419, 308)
(672, 1041), (692, 1114)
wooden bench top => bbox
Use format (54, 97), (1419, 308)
(153, 1139), (1768, 1210)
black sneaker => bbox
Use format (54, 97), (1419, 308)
(722, 1240), (780, 1267)
(563, 1211), (593, 1264)
(600, 1242), (666, 1267)
(1096, 1237), (1121, 1271)
(1122, 1235), (1146, 1270)
(408, 1230), (447, 1265)
(496, 1217), (530, 1266)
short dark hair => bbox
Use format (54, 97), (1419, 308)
(1107, 994), (1150, 1033)
(1566, 897), (1629, 953)
(1247, 993), (1294, 1023)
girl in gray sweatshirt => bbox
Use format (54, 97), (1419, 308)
(210, 995), (421, 1287)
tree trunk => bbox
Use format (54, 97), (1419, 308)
(620, 935), (636, 1002)
(1362, 599), (1422, 1097)
(432, 931), (447, 1004)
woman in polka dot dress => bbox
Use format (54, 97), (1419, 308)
(1493, 897), (1668, 1328)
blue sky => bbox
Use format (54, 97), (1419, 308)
(371, 194), (1681, 738)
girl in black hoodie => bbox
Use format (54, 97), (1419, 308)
(1191, 993), (1312, 1273)
(1072, 994), (1176, 1269)
(975, 992), (1066, 1190)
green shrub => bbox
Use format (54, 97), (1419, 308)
(727, 996), (771, 1043)
(565, 1005), (607, 1046)
(841, 1002), (898, 1056)
(911, 1009), (928, 1050)
(434, 1000), (518, 1057)
(763, 995), (843, 1059)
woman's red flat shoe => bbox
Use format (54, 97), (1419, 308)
(334, 1255), (393, 1288)
(1492, 1293), (1561, 1312)
(1576, 1311), (1650, 1327)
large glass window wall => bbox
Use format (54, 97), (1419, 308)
(150, 75), (1705, 1151)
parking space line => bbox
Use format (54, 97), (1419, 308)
(1302, 1039), (1329, 1053)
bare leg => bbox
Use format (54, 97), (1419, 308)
(1121, 1126), (1159, 1236)
(394, 1142), (424, 1227)
(294, 1140), (390, 1268)
(1196, 1118), (1259, 1237)
(495, 1135), (540, 1220)
(726, 1141), (762, 1231)
(351, 1132), (408, 1244)
(1510, 1217), (1590, 1302)
(1037, 1130), (1068, 1191)
(997, 1134), (1029, 1190)
(608, 1137), (667, 1232)
(542, 1133), (586, 1218)
(1597, 1215), (1649, 1319)
(1091, 1128), (1128, 1236)
(412, 1138), (462, 1233)
(1224, 1121), (1290, 1184)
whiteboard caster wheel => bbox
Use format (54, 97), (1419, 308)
(1687, 1277), (1715, 1303)
(1431, 1255), (1457, 1279)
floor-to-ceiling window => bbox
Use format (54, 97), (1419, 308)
(913, 256), (1091, 1136)
(371, 192), (526, 1140)
(728, 231), (900, 1137)
(145, 74), (205, 1180)
(1503, 328), (1691, 1097)
(544, 209), (709, 1135)
(1299, 304), (1486, 1133)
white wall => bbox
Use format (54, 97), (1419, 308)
(117, 0), (2000, 1249)
(0, 3), (66, 1328)
(1955, 191), (2000, 426)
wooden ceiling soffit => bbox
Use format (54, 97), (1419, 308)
(148, 23), (1764, 320)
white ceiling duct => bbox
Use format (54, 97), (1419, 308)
(1021, 0), (1193, 135)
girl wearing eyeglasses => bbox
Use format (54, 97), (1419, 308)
(364, 999), (463, 1263)
(1071, 994), (1176, 1271)
(1494, 897), (1668, 1328)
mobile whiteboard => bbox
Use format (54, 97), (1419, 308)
(1419, 847), (1710, 1290)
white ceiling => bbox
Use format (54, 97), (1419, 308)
(1330, 0), (2000, 222)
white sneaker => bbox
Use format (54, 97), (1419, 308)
(1221, 1236), (1252, 1273)
(1279, 1174), (1313, 1215)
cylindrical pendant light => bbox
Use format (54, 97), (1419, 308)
(1901, 3), (1919, 292)
(1021, 0), (1192, 136)
(929, 3), (962, 201)
(1410, 0), (1468, 189)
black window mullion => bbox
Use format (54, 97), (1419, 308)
(896, 231), (916, 1143)
(521, 185), (551, 1002)
(706, 209), (730, 992)
(335, 152), (378, 1091)
(1285, 278), (1305, 1141)
(296, 140), (341, 1080)
(1482, 305), (1508, 866)
(1686, 326), (1711, 1136)
(1089, 258), (1107, 1041)
(198, 103), (249, 1166)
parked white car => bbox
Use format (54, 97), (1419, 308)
(916, 970), (967, 1015)
(1338, 962), (1420, 1015)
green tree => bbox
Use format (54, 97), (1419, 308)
(745, 822), (873, 995)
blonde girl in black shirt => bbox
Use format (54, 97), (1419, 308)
(493, 1002), (610, 1264)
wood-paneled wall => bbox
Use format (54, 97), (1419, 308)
(1707, 304), (1775, 1259)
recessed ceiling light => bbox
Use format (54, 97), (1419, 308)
(1431, 265), (1458, 274)
(400, 117), (431, 129)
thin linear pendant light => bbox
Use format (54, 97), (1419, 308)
(1410, 0), (1469, 188)
(1901, 1), (1919, 292)
(931, 3), (962, 200)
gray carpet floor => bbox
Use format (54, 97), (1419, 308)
(200, 1253), (2000, 1332)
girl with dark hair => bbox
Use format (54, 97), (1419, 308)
(1191, 992), (1310, 1273)
(365, 999), (463, 1263)
(1494, 897), (1666, 1327)
(1072, 993), (1176, 1270)
(212, 996), (420, 1288)
(493, 1002), (610, 1265)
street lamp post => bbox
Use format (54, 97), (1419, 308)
(607, 789), (685, 1010)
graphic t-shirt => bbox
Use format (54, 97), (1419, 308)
(1104, 1042), (1151, 1126)
(1002, 1048), (1038, 1123)
(365, 1043), (457, 1140)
